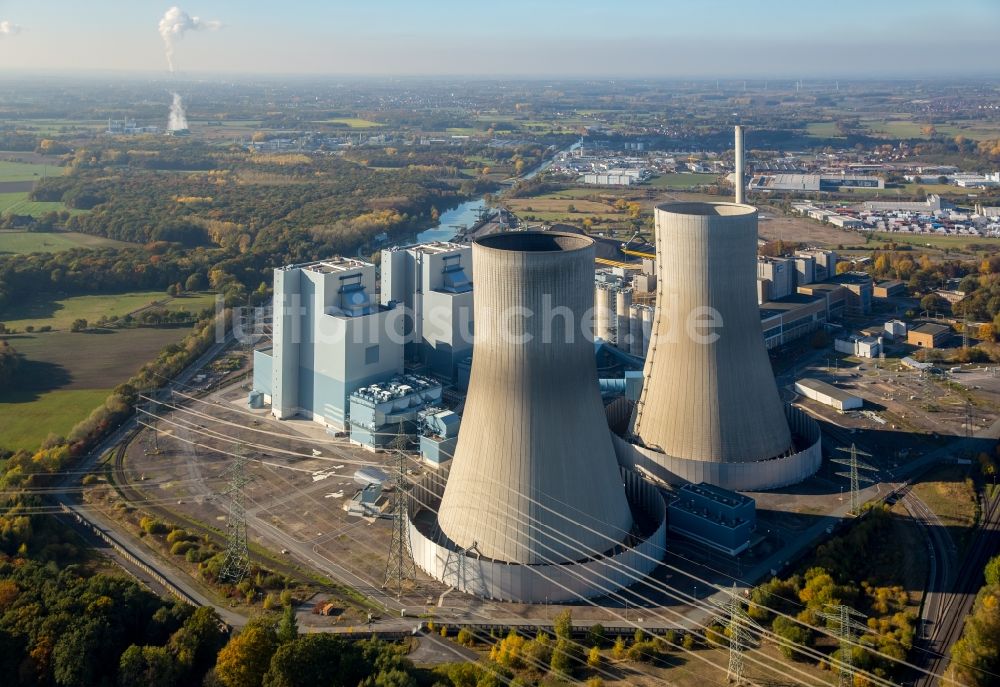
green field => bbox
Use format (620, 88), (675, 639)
(314, 117), (382, 128)
(0, 192), (85, 217)
(1, 291), (217, 331)
(859, 116), (1000, 141)
(806, 121), (842, 138)
(0, 231), (129, 254)
(869, 231), (1000, 251)
(647, 173), (718, 189)
(911, 464), (978, 555)
(0, 388), (112, 452)
(869, 120), (928, 139)
(0, 160), (61, 182)
(0, 327), (194, 451)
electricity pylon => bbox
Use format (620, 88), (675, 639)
(383, 425), (416, 598)
(711, 584), (761, 685)
(220, 443), (252, 583)
(819, 604), (869, 687)
(832, 444), (877, 514)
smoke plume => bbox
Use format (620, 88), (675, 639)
(0, 20), (21, 36)
(168, 92), (188, 131)
(158, 6), (221, 72)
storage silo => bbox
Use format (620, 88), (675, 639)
(640, 305), (654, 357)
(615, 288), (632, 351)
(622, 203), (821, 490)
(628, 304), (643, 357)
(594, 284), (613, 342)
(409, 232), (666, 602)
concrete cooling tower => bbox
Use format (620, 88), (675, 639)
(408, 231), (666, 603)
(620, 203), (821, 491)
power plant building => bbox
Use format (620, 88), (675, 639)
(347, 375), (443, 449)
(252, 258), (404, 430)
(619, 203), (822, 491)
(667, 483), (756, 556)
(757, 256), (796, 301)
(381, 242), (474, 380)
(408, 232), (666, 603)
(794, 378), (863, 412)
(418, 408), (460, 467)
(759, 295), (828, 350)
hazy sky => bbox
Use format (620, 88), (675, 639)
(0, 0), (998, 78)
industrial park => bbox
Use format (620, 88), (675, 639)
(79, 124), (993, 667)
(31, 109), (991, 685)
(4, 9), (1000, 681)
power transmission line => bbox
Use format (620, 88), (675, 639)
(819, 604), (869, 687)
(832, 444), (877, 514)
(219, 442), (252, 584)
(125, 404), (968, 687)
(711, 584), (760, 685)
(383, 426), (416, 598)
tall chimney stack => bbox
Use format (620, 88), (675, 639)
(734, 125), (745, 204)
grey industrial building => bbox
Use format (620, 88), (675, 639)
(347, 375), (443, 449)
(380, 241), (474, 381)
(617, 202), (822, 491)
(667, 483), (756, 555)
(418, 408), (460, 467)
(252, 258), (404, 430)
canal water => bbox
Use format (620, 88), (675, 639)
(413, 137), (583, 244)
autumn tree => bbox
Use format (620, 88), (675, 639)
(215, 615), (278, 687)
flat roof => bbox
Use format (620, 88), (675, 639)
(911, 322), (950, 336)
(831, 272), (872, 286)
(760, 294), (824, 319)
(278, 257), (372, 274)
(795, 378), (861, 404)
(876, 279), (905, 288)
(799, 282), (842, 293)
(679, 481), (753, 508)
(408, 241), (468, 256)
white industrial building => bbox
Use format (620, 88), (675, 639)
(381, 242), (474, 381)
(582, 169), (647, 186)
(751, 173), (883, 192)
(252, 257), (404, 431)
(794, 378), (863, 412)
(884, 319), (908, 340)
(834, 334), (883, 358)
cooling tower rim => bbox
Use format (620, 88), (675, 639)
(654, 201), (756, 218)
(408, 467), (667, 603)
(474, 230), (593, 254)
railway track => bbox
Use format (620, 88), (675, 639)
(916, 488), (1000, 686)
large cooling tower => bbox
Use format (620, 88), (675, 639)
(623, 203), (821, 490)
(437, 232), (633, 563)
(409, 232), (667, 603)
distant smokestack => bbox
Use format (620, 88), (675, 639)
(168, 92), (188, 131)
(734, 125), (745, 204)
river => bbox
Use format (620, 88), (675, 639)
(413, 137), (583, 244)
